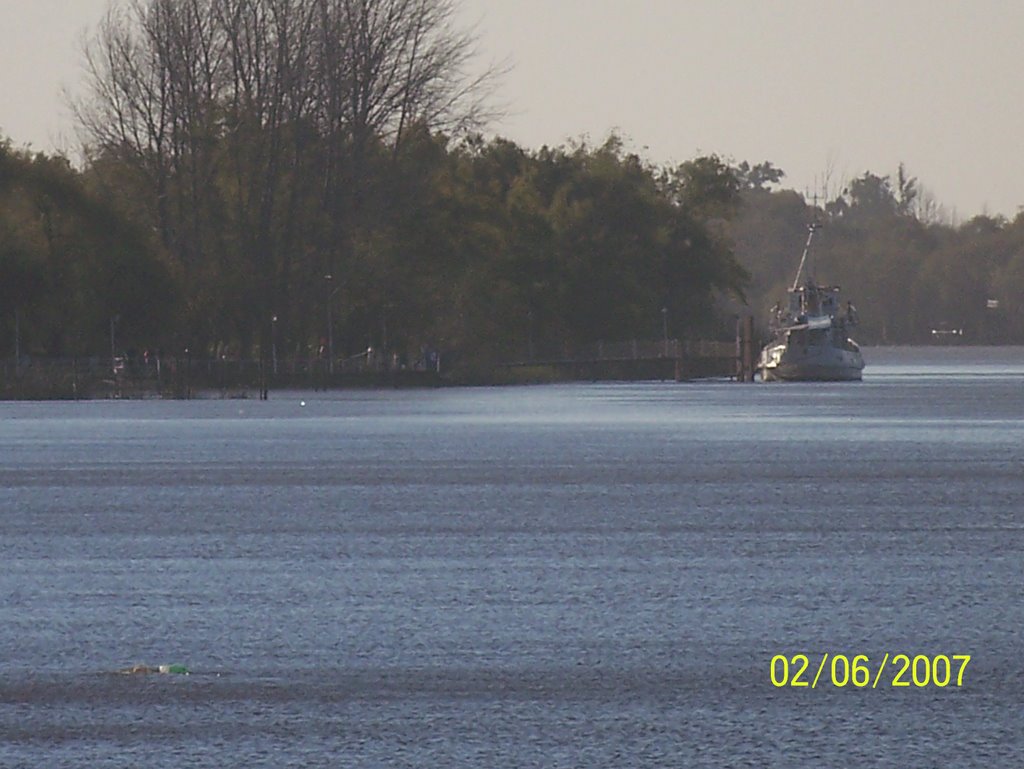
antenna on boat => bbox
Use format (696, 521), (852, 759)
(790, 223), (820, 291)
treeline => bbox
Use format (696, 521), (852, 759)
(2, 0), (1024, 375)
(1, 0), (750, 373)
(0, 130), (748, 370)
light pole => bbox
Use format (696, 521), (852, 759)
(527, 307), (534, 362)
(661, 307), (668, 357)
(110, 315), (120, 373)
(325, 274), (340, 375)
(271, 315), (278, 375)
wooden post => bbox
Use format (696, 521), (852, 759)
(735, 317), (744, 381)
(736, 316), (756, 382)
(743, 315), (756, 382)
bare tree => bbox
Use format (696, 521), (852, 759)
(315, 0), (495, 150)
(77, 2), (176, 240)
(77, 0), (500, 359)
(77, 0), (228, 351)
(310, 0), (502, 349)
(213, 0), (321, 369)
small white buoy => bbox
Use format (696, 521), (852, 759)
(300, 401), (306, 407)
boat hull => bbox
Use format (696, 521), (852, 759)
(758, 343), (864, 382)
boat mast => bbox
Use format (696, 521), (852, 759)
(790, 224), (820, 291)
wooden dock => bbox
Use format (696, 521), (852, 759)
(500, 328), (757, 383)
(1, 320), (760, 397)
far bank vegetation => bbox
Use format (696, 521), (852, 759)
(2, 0), (1023, 378)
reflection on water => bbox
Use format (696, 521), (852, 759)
(1, 347), (1023, 768)
(865, 345), (1024, 377)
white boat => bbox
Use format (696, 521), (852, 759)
(758, 224), (865, 382)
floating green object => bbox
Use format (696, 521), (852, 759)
(158, 664), (190, 675)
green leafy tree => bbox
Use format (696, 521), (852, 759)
(0, 141), (177, 357)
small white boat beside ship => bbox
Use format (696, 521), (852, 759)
(758, 224), (865, 382)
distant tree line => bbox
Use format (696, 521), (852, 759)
(2, 0), (1024, 376)
(730, 164), (1024, 344)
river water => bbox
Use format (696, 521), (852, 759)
(1, 347), (1023, 767)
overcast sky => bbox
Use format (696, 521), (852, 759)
(2, 0), (1022, 219)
